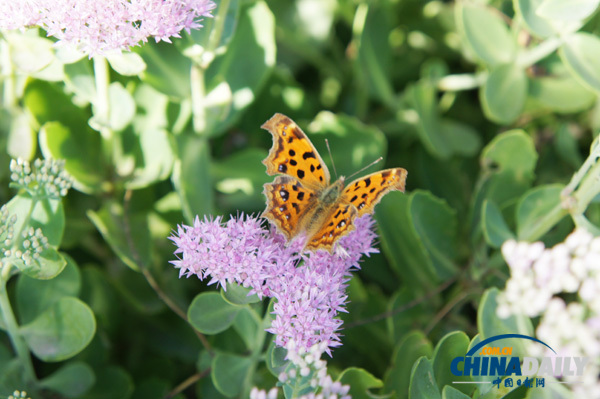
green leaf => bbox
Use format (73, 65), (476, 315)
(265, 339), (288, 377)
(7, 110), (36, 160)
(39, 122), (106, 193)
(477, 288), (533, 357)
(481, 129), (537, 176)
(80, 366), (134, 399)
(482, 200), (515, 248)
(232, 307), (261, 350)
(307, 111), (388, 173)
(87, 201), (151, 271)
(528, 74), (596, 113)
(172, 135), (214, 223)
(409, 357), (441, 399)
(39, 361), (95, 398)
(12, 247), (67, 280)
(410, 82), (451, 160)
(5, 32), (55, 74)
(222, 283), (260, 305)
(442, 386), (472, 399)
(16, 253), (81, 324)
(188, 292), (241, 334)
(124, 128), (174, 189)
(211, 352), (253, 397)
(384, 331), (433, 399)
(377, 193), (438, 292)
(481, 64), (528, 124)
(138, 41), (192, 99)
(457, 4), (515, 66)
(185, 0), (239, 54)
(432, 332), (471, 394)
(204, 0), (276, 136)
(106, 52), (146, 76)
(554, 124), (584, 168)
(560, 32), (600, 92)
(440, 119), (482, 157)
(537, 0), (600, 22)
(410, 191), (458, 279)
(516, 184), (567, 240)
(6, 192), (65, 247)
(353, 3), (395, 106)
(515, 0), (557, 37)
(212, 148), (269, 212)
(108, 82), (136, 132)
(20, 296), (96, 362)
(338, 368), (383, 399)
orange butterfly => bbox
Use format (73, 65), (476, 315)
(261, 113), (407, 252)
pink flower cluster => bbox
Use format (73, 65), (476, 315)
(170, 214), (379, 353)
(0, 0), (216, 56)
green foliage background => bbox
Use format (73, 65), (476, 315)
(1, 0), (600, 398)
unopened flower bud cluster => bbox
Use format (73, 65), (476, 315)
(10, 158), (72, 198)
(0, 205), (17, 255)
(8, 391), (30, 399)
(498, 229), (600, 398)
(251, 341), (351, 399)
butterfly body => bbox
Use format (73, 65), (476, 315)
(261, 113), (407, 252)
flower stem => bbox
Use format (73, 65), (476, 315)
(516, 37), (563, 69)
(519, 202), (569, 241)
(207, 0), (231, 55)
(0, 263), (36, 383)
(190, 63), (207, 134)
(1, 37), (17, 109)
(93, 56), (115, 163)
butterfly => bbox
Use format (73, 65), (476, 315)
(261, 113), (408, 252)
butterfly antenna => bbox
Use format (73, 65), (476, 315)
(346, 157), (383, 180)
(325, 139), (338, 179)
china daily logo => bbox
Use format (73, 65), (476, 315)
(450, 334), (589, 389)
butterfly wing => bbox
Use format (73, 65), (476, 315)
(341, 168), (408, 216)
(305, 203), (358, 252)
(262, 113), (330, 189)
(262, 175), (318, 240)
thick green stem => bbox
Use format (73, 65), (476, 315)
(516, 37), (562, 68)
(519, 202), (569, 241)
(190, 63), (207, 134)
(0, 264), (36, 383)
(206, 0), (231, 56)
(93, 56), (116, 164)
(1, 38), (16, 109)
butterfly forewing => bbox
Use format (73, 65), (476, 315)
(262, 113), (331, 189)
(341, 168), (408, 216)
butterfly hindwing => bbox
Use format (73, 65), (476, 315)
(262, 113), (330, 189)
(262, 175), (316, 240)
(305, 203), (358, 252)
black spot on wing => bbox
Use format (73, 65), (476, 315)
(278, 164), (287, 173)
(303, 151), (316, 160)
(290, 159), (297, 166)
(297, 170), (305, 179)
(289, 149), (296, 156)
(350, 195), (358, 203)
(279, 189), (289, 202)
(297, 192), (305, 200)
(291, 203), (299, 213)
(310, 165), (315, 172)
(364, 178), (371, 187)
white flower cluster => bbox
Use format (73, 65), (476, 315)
(498, 229), (600, 398)
(10, 158), (73, 198)
(250, 340), (351, 399)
